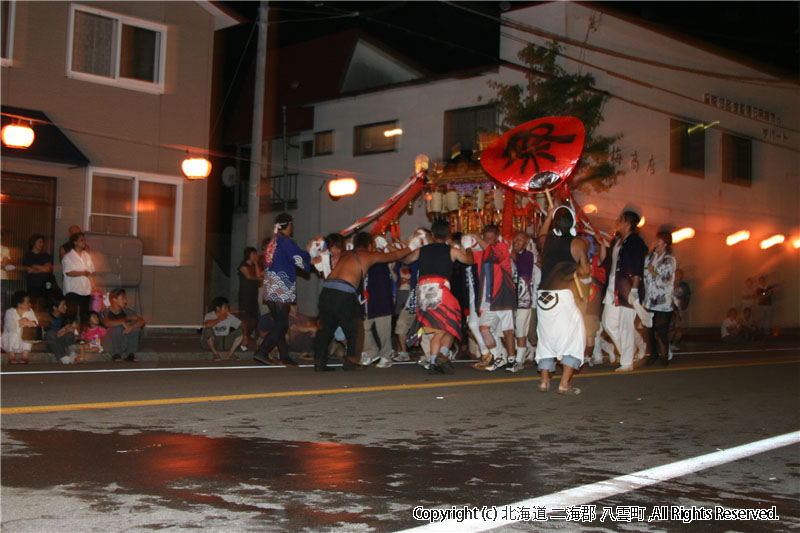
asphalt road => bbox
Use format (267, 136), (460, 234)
(2, 347), (799, 532)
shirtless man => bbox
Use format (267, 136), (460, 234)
(535, 205), (590, 394)
(313, 232), (410, 372)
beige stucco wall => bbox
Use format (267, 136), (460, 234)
(2, 1), (217, 325)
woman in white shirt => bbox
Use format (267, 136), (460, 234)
(644, 231), (677, 366)
(3, 291), (39, 364)
(61, 232), (95, 323)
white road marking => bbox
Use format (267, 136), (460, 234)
(400, 430), (800, 532)
(674, 347), (797, 355)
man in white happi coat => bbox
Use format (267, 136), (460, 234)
(602, 210), (648, 372)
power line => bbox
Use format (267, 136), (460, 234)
(445, 1), (798, 87)
(211, 21), (258, 138)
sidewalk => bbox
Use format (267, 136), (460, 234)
(2, 327), (798, 366)
(2, 328), (225, 365)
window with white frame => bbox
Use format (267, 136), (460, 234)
(1, 1), (15, 65)
(67, 4), (166, 93)
(88, 169), (182, 266)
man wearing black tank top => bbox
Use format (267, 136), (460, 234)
(403, 219), (473, 374)
(535, 205), (590, 394)
(312, 232), (410, 372)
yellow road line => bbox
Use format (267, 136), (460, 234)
(2, 358), (797, 415)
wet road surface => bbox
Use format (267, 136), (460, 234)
(2, 348), (799, 532)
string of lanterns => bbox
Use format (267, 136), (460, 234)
(1, 115), (212, 180)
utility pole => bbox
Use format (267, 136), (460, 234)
(247, 1), (268, 246)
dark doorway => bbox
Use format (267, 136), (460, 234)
(1, 172), (57, 309)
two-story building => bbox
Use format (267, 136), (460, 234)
(1, 1), (239, 325)
(246, 3), (798, 329)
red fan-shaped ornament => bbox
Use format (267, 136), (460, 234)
(480, 116), (585, 193)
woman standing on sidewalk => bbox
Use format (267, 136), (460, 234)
(61, 233), (95, 323)
(238, 247), (262, 350)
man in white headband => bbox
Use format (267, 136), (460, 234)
(254, 213), (310, 367)
(535, 204), (590, 394)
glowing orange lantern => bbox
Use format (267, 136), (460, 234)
(182, 157), (212, 180)
(671, 227), (695, 244)
(760, 235), (784, 249)
(328, 178), (357, 197)
(725, 230), (750, 246)
(1, 123), (35, 148)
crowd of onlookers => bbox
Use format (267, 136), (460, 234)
(1, 227), (145, 364)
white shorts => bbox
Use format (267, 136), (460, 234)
(479, 309), (514, 333)
(535, 289), (585, 365)
(515, 308), (532, 338)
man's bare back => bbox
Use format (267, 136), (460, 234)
(328, 247), (410, 288)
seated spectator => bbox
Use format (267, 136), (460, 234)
(203, 296), (244, 361)
(721, 308), (746, 344)
(101, 288), (146, 362)
(287, 303), (318, 359)
(3, 290), (39, 364)
(738, 307), (758, 343)
(80, 311), (106, 363)
(256, 303), (318, 360)
(45, 296), (80, 364)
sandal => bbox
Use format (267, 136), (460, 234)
(226, 353), (241, 361)
(558, 386), (581, 395)
(8, 357), (19, 365)
(212, 354), (223, 361)
(539, 381), (550, 392)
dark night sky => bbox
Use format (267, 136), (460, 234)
(223, 1), (799, 78)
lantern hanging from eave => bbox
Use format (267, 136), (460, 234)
(1, 122), (35, 148)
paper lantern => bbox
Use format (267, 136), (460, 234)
(760, 234), (784, 249)
(725, 230), (750, 246)
(492, 187), (503, 210)
(472, 187), (485, 210)
(1, 123), (35, 148)
(445, 189), (459, 212)
(671, 227), (695, 244)
(182, 157), (212, 179)
(430, 191), (443, 213)
(328, 178), (358, 197)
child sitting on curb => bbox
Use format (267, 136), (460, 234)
(79, 311), (106, 362)
(202, 296), (244, 361)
